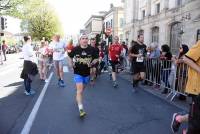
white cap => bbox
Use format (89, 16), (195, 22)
(79, 33), (88, 40)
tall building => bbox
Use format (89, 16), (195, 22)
(124, 0), (200, 54)
(104, 6), (124, 42)
(84, 15), (104, 37)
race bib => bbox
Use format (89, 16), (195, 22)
(136, 56), (144, 62)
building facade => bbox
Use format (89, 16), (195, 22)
(124, 0), (200, 54)
(104, 6), (124, 42)
(84, 15), (104, 37)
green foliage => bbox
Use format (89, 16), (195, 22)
(0, 0), (25, 17)
(1, 0), (63, 41)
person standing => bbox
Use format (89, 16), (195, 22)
(129, 34), (147, 92)
(171, 41), (200, 134)
(2, 40), (8, 61)
(20, 36), (38, 96)
(108, 36), (122, 88)
(49, 34), (66, 87)
(68, 34), (98, 117)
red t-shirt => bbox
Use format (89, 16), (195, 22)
(99, 50), (104, 58)
(109, 43), (122, 61)
(66, 44), (74, 53)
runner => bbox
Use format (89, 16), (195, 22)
(38, 41), (49, 82)
(68, 33), (98, 117)
(129, 34), (147, 92)
(109, 36), (122, 88)
(89, 36), (99, 85)
(49, 34), (66, 87)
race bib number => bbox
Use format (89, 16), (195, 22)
(136, 57), (144, 62)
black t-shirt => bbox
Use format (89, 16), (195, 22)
(130, 42), (147, 62)
(92, 46), (99, 58)
(69, 45), (98, 76)
(161, 52), (172, 69)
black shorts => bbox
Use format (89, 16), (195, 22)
(187, 95), (200, 134)
(110, 60), (119, 72)
(132, 62), (146, 74)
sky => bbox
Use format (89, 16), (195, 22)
(46, 0), (123, 35)
(6, 17), (21, 34)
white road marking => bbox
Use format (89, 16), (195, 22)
(20, 72), (54, 134)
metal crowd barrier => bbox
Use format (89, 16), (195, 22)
(144, 58), (188, 101)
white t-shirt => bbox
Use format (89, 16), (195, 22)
(22, 43), (35, 62)
(49, 41), (66, 61)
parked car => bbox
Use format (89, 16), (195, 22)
(6, 46), (17, 54)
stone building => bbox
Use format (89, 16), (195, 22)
(123, 0), (200, 54)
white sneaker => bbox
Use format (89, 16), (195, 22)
(24, 91), (31, 96)
(45, 79), (48, 83)
(30, 89), (36, 95)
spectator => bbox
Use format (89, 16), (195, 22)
(171, 40), (200, 134)
(173, 44), (189, 100)
(2, 40), (8, 61)
(20, 36), (38, 96)
(160, 44), (172, 94)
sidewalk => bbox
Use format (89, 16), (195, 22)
(0, 53), (23, 69)
(119, 71), (190, 112)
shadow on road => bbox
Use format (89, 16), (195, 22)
(4, 81), (24, 88)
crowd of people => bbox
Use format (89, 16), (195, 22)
(19, 33), (200, 133)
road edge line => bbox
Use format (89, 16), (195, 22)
(20, 72), (54, 134)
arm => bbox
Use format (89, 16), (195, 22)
(183, 56), (200, 74)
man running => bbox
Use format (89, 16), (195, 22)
(109, 36), (122, 88)
(89, 36), (99, 85)
(49, 34), (66, 87)
(68, 34), (98, 117)
(129, 34), (147, 92)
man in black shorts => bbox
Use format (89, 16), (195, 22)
(89, 36), (99, 85)
(129, 34), (147, 92)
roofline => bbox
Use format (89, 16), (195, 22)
(84, 15), (104, 27)
(103, 6), (124, 17)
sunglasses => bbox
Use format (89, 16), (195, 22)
(81, 38), (88, 40)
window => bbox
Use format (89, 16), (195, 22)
(197, 29), (200, 41)
(120, 18), (123, 28)
(142, 10), (145, 19)
(138, 29), (144, 35)
(177, 0), (182, 6)
(106, 22), (108, 29)
(170, 22), (182, 54)
(156, 3), (160, 14)
(152, 27), (159, 43)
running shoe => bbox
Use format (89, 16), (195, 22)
(58, 80), (65, 87)
(171, 113), (181, 133)
(79, 109), (86, 118)
(113, 81), (118, 88)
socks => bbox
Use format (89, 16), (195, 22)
(78, 104), (83, 111)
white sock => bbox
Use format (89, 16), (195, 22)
(78, 104), (83, 111)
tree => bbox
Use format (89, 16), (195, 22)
(0, 0), (25, 16)
(20, 0), (63, 41)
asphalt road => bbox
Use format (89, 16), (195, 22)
(29, 70), (184, 134)
(0, 54), (186, 134)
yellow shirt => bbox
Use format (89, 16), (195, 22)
(185, 40), (200, 95)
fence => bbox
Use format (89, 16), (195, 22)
(144, 58), (188, 101)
